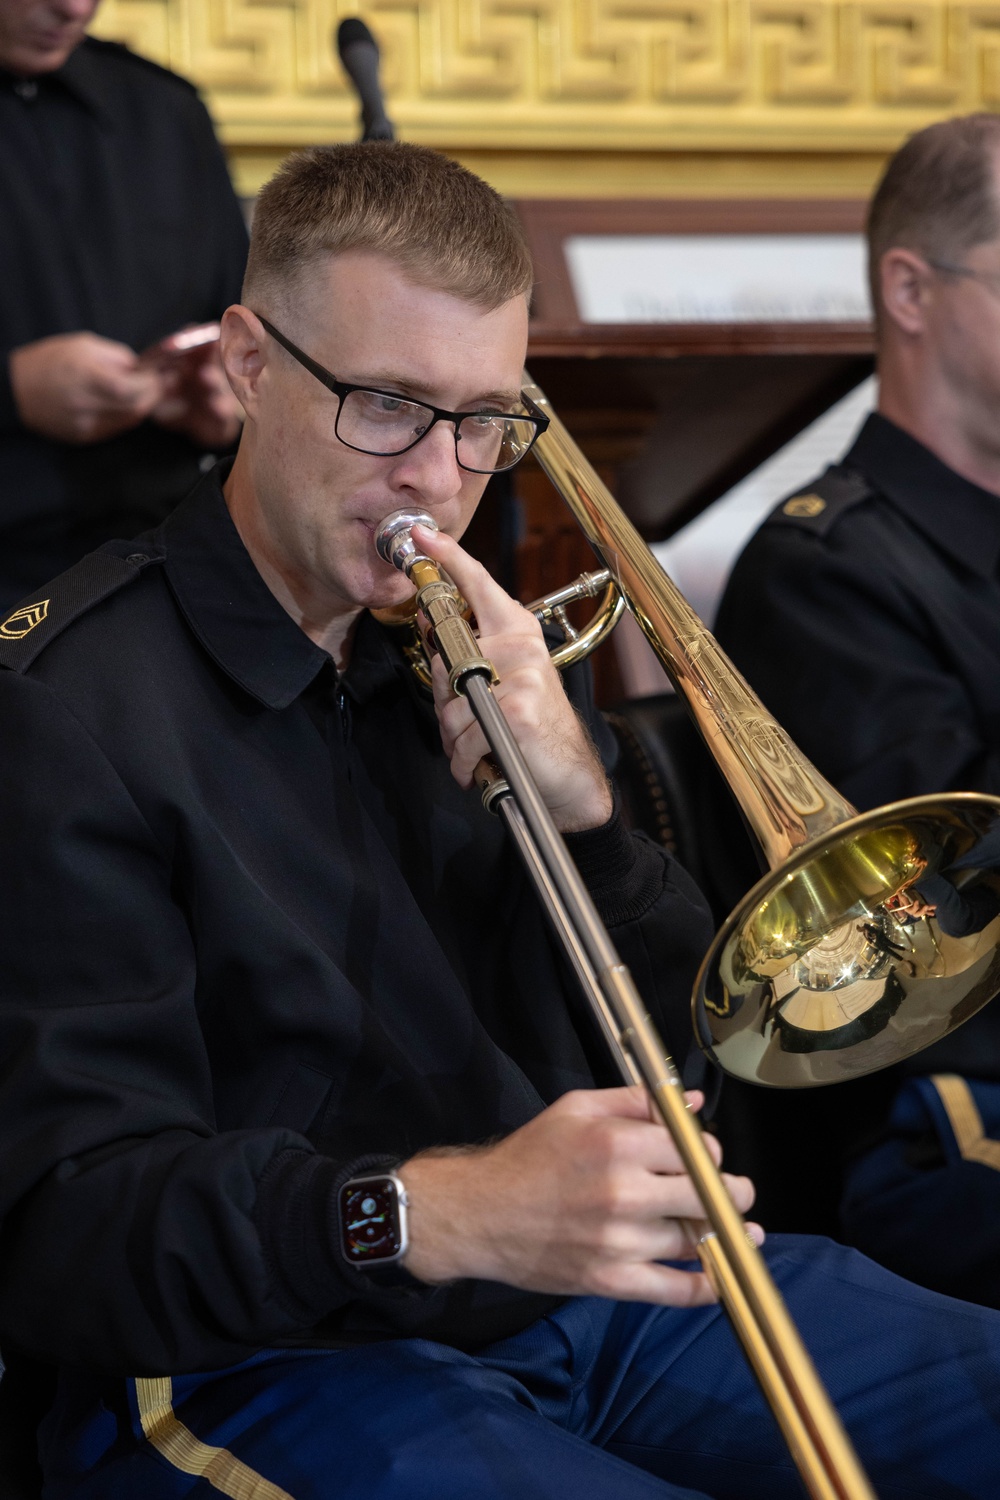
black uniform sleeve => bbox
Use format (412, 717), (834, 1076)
(0, 674), (407, 1374)
(0, 354), (18, 434)
(0, 634), (714, 1373)
(716, 524), (1000, 811)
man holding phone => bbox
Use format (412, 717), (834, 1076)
(0, 0), (247, 606)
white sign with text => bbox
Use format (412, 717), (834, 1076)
(564, 233), (869, 324)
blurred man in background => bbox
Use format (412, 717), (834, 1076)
(716, 113), (1000, 1308)
(0, 0), (247, 605)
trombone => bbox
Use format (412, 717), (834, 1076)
(375, 375), (1000, 1500)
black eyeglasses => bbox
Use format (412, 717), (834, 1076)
(256, 316), (548, 474)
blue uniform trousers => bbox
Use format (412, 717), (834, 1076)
(842, 1074), (1000, 1309)
(42, 1235), (1000, 1499)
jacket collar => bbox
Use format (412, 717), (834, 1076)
(159, 466), (409, 711)
(0, 39), (116, 126)
(847, 412), (1000, 578)
(56, 40), (116, 125)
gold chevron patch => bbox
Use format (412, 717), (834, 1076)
(0, 599), (49, 639)
(783, 495), (826, 518)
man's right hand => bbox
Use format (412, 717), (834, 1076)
(9, 333), (165, 444)
(399, 1086), (763, 1308)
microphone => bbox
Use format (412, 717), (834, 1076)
(336, 18), (394, 142)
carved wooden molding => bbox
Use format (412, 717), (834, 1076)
(92, 0), (1000, 152)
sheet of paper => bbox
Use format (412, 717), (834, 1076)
(564, 233), (869, 324)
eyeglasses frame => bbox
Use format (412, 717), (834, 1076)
(255, 314), (549, 474)
(925, 258), (1000, 297)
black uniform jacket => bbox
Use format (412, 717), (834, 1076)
(0, 37), (248, 605)
(0, 471), (712, 1377)
(716, 409), (1000, 1075)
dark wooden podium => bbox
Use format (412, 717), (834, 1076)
(482, 196), (875, 703)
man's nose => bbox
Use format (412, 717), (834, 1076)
(392, 420), (464, 503)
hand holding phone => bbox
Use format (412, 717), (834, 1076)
(139, 322), (221, 371)
(146, 322), (242, 449)
(10, 332), (165, 444)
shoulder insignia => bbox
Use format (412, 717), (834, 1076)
(0, 599), (49, 639)
(766, 465), (875, 538)
(782, 493), (826, 519)
(0, 543), (163, 674)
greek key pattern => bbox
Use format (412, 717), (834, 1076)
(91, 0), (1000, 150)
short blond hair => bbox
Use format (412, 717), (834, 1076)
(244, 142), (533, 312)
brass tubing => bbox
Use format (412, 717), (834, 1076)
(603, 966), (875, 1500)
(524, 376), (856, 870)
(697, 1235), (843, 1500)
(384, 529), (877, 1500)
(511, 385), (903, 1485)
(518, 377), (1000, 1091)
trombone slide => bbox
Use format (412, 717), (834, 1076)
(375, 512), (876, 1500)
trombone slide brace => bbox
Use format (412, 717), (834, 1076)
(407, 559), (498, 696)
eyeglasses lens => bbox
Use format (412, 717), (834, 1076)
(456, 414), (538, 473)
(338, 389), (430, 454)
(337, 388), (536, 473)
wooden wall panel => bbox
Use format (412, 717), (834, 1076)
(94, 0), (1000, 161)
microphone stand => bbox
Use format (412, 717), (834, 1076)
(336, 18), (394, 141)
(375, 509), (876, 1500)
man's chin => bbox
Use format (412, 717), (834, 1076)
(365, 578), (418, 616)
(9, 41), (79, 76)
(334, 557), (416, 615)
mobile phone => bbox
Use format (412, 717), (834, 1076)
(140, 322), (221, 367)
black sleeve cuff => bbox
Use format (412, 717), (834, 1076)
(562, 807), (666, 927)
(0, 353), (21, 431)
(253, 1148), (424, 1323)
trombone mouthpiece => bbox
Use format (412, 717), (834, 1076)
(374, 509), (438, 575)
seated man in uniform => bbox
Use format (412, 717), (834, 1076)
(716, 112), (1000, 1308)
(1, 142), (1000, 1500)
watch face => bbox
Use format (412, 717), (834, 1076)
(341, 1178), (404, 1263)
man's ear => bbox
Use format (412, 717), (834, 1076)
(219, 306), (267, 416)
(878, 247), (934, 337)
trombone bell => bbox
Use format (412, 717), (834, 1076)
(524, 372), (1000, 1090)
(695, 793), (1000, 1086)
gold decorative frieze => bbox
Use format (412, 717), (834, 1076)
(92, 1), (1000, 187)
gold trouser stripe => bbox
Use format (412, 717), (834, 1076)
(929, 1074), (1000, 1172)
(135, 1375), (295, 1500)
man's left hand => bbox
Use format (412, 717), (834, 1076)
(151, 341), (243, 450)
(412, 524), (613, 834)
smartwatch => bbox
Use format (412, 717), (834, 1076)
(339, 1172), (410, 1268)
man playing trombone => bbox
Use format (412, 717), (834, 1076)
(0, 141), (998, 1498)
